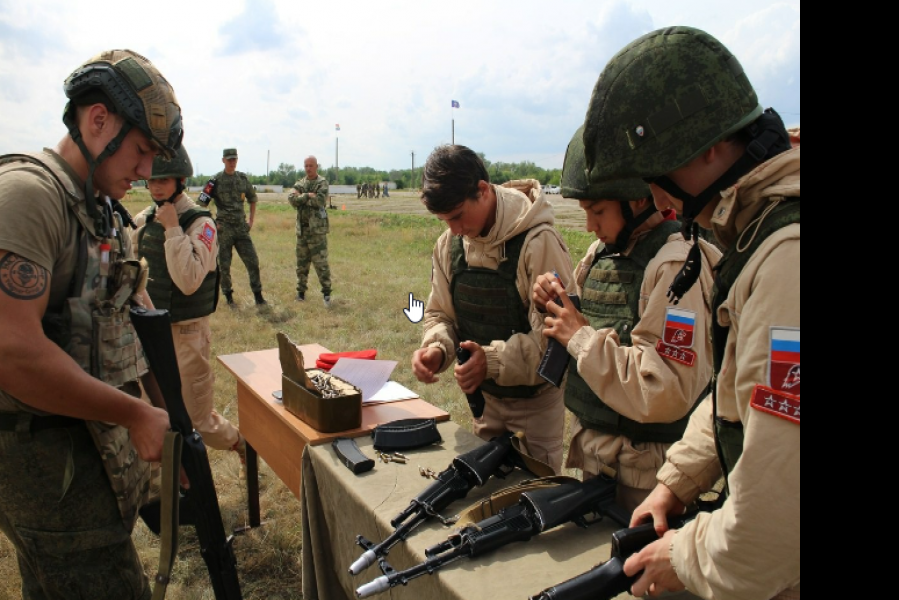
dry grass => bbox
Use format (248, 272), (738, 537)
(0, 189), (593, 600)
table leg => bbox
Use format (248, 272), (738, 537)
(246, 442), (261, 528)
(234, 442), (262, 534)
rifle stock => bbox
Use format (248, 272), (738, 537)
(130, 307), (243, 600)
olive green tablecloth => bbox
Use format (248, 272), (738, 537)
(301, 420), (631, 600)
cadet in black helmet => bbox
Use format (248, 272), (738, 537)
(582, 27), (800, 599)
(132, 146), (248, 475)
(0, 50), (182, 599)
(533, 126), (720, 514)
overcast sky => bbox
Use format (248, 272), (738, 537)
(0, 0), (799, 177)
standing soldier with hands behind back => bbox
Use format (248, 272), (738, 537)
(132, 146), (247, 469)
(0, 49), (181, 599)
(289, 155), (333, 308)
(582, 27), (800, 599)
(199, 147), (267, 306)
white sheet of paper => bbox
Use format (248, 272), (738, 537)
(367, 381), (420, 404)
(329, 358), (398, 403)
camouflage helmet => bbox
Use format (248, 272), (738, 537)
(582, 26), (763, 183)
(64, 49), (183, 159)
(561, 125), (649, 201)
(151, 145), (193, 179)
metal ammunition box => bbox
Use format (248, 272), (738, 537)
(282, 369), (362, 433)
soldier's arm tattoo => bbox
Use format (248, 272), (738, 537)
(0, 252), (49, 300)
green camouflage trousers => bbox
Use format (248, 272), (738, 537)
(218, 219), (263, 294)
(0, 420), (151, 600)
(296, 233), (331, 295)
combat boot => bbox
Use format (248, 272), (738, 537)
(323, 294), (332, 309)
(224, 291), (235, 307)
(254, 291), (267, 306)
(296, 292), (306, 302)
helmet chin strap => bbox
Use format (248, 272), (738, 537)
(154, 181), (185, 207)
(602, 199), (656, 255)
(63, 106), (133, 234)
(655, 109), (793, 304)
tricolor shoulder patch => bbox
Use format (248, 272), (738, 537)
(658, 307), (698, 367)
(769, 328), (799, 395)
(663, 307), (696, 349)
(751, 385), (800, 425)
(198, 222), (216, 251)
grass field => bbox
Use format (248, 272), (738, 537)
(0, 189), (593, 600)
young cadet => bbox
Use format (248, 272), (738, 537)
(581, 26), (800, 599)
(0, 49), (181, 599)
(132, 146), (247, 469)
(411, 145), (573, 474)
(534, 127), (720, 513)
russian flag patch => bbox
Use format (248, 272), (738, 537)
(769, 328), (800, 395)
(657, 307), (698, 367)
(663, 307), (696, 349)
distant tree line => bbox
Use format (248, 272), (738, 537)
(186, 154), (561, 190)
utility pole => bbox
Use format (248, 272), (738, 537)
(411, 151), (415, 190)
(266, 150), (270, 184)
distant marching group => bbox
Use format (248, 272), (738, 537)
(356, 182), (390, 198)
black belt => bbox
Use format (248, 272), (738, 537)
(0, 413), (84, 432)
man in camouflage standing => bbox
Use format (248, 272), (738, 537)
(199, 148), (266, 306)
(289, 156), (333, 308)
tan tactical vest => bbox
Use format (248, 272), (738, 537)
(0, 152), (151, 529)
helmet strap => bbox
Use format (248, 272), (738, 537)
(657, 109), (792, 304)
(154, 181), (184, 207)
(604, 199), (656, 255)
(667, 221), (702, 305)
(63, 105), (133, 233)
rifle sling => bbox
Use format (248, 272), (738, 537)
(511, 432), (566, 479)
(454, 476), (578, 527)
(152, 431), (183, 600)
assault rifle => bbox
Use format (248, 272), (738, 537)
(349, 431), (523, 576)
(529, 513), (697, 600)
(355, 475), (619, 599)
(130, 307), (243, 600)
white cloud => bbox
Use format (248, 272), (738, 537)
(0, 0), (799, 175)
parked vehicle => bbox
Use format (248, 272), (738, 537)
(544, 184), (561, 195)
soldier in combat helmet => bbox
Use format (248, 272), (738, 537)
(0, 49), (181, 599)
(199, 148), (267, 306)
(532, 126), (720, 514)
(581, 27), (800, 599)
(132, 146), (248, 474)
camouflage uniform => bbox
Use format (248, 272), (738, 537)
(289, 175), (332, 296)
(200, 167), (263, 295)
(0, 48), (182, 599)
(0, 150), (153, 600)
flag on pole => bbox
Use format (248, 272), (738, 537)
(335, 124), (341, 131)
(451, 100), (460, 109)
